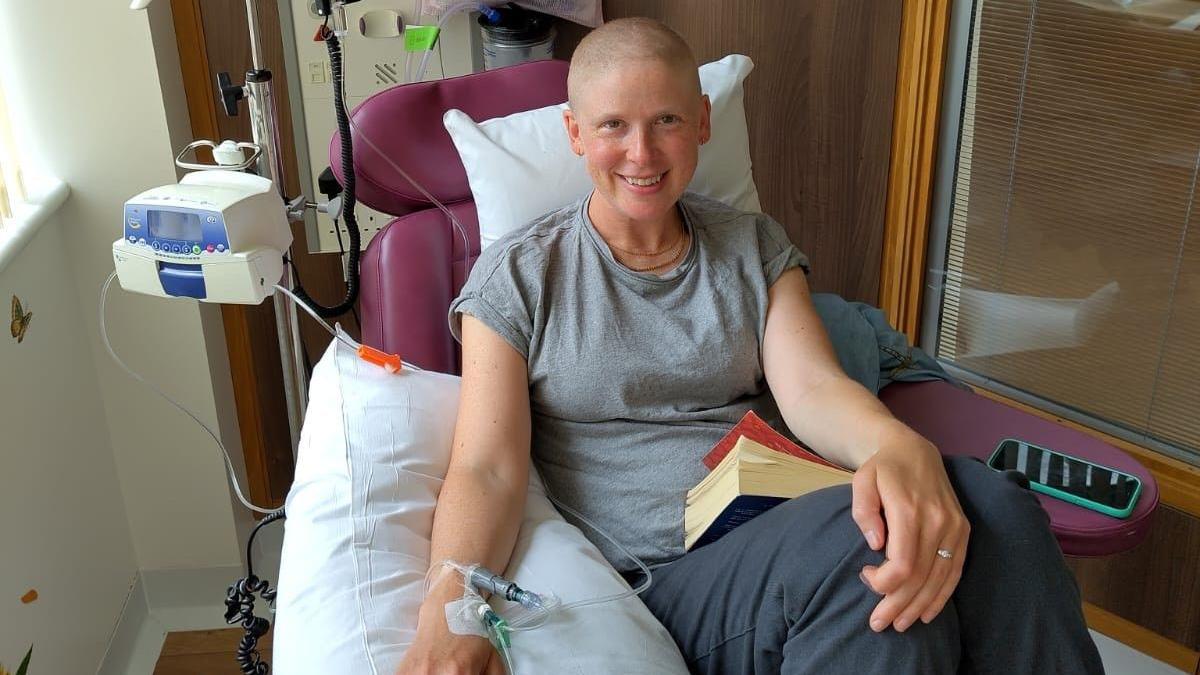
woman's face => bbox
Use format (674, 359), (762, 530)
(564, 59), (711, 229)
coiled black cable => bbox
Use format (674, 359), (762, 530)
(225, 508), (286, 674)
(292, 26), (360, 318)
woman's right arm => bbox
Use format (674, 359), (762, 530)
(398, 314), (533, 675)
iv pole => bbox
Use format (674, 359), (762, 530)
(132, 0), (312, 451)
(240, 0), (309, 450)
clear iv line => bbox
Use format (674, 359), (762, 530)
(100, 271), (278, 515)
(424, 491), (655, 634)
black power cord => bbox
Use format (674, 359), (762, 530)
(291, 25), (361, 318)
(329, 217), (362, 329)
(225, 509), (286, 675)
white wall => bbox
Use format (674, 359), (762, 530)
(0, 213), (137, 674)
(0, 1), (243, 570)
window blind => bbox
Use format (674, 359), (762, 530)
(0, 78), (25, 223)
(933, 0), (1200, 464)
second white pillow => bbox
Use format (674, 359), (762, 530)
(444, 54), (761, 250)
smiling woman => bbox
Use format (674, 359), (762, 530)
(562, 17), (710, 273)
(395, 16), (1113, 675)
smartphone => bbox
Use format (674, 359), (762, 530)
(986, 439), (1142, 518)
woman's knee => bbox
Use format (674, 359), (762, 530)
(768, 486), (886, 582)
(944, 455), (1055, 548)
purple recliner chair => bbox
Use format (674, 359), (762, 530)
(332, 59), (1157, 557)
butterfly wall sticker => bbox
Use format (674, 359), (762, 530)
(10, 295), (32, 343)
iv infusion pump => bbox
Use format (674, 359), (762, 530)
(113, 170), (293, 305)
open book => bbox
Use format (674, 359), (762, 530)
(684, 413), (852, 550)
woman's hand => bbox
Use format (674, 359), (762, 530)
(852, 435), (969, 633)
(397, 583), (507, 675)
(396, 607), (505, 675)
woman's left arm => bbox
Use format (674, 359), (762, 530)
(762, 267), (970, 633)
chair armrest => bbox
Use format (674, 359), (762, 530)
(359, 203), (479, 373)
(880, 380), (1159, 556)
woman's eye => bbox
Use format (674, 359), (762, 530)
(600, 120), (622, 130)
(659, 115), (680, 124)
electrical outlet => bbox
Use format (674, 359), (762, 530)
(308, 61), (327, 84)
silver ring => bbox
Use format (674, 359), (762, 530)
(936, 548), (953, 560)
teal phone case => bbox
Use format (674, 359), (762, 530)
(986, 439), (1142, 519)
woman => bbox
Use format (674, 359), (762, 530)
(398, 17), (1103, 675)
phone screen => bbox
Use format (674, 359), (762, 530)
(987, 439), (1139, 511)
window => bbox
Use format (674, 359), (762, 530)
(0, 76), (25, 224)
(925, 0), (1200, 466)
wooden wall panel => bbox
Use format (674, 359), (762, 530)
(1068, 505), (1200, 650)
(561, 1), (905, 303)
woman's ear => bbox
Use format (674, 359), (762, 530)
(563, 107), (585, 156)
(698, 94), (713, 146)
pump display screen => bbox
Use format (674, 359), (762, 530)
(148, 210), (203, 241)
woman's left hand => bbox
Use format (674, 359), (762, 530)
(852, 435), (969, 633)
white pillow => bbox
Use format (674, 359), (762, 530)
(445, 54), (762, 250)
(272, 333), (688, 674)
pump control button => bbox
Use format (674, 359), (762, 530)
(216, 244), (226, 252)
(206, 244), (215, 253)
(192, 245), (201, 254)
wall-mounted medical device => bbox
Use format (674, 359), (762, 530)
(113, 170), (293, 304)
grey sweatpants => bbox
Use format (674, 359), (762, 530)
(631, 456), (1104, 674)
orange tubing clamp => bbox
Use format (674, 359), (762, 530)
(357, 344), (403, 373)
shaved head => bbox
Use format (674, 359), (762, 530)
(567, 18), (701, 111)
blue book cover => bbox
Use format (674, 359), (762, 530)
(690, 494), (789, 550)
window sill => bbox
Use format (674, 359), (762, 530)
(0, 177), (70, 274)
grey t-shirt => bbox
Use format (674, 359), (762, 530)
(448, 191), (810, 571)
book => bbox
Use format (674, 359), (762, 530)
(701, 410), (843, 471)
(685, 417), (852, 551)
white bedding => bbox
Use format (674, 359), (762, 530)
(271, 332), (688, 674)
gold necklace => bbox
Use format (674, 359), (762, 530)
(623, 232), (690, 273)
(606, 226), (684, 257)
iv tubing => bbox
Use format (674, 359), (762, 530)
(273, 280), (425, 373)
(99, 272), (277, 515)
(413, 1), (493, 84)
(425, 491), (655, 633)
(543, 493), (652, 611)
(274, 281), (359, 352)
(488, 493), (653, 629)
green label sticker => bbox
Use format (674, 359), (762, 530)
(405, 25), (440, 52)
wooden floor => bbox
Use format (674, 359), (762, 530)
(154, 628), (274, 675)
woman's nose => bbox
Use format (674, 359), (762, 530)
(626, 126), (655, 164)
